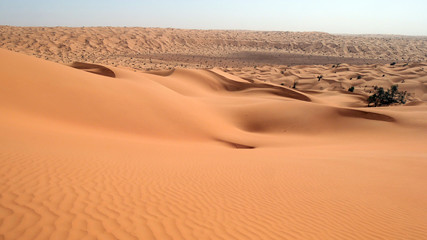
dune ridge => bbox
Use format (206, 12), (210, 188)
(1, 47), (427, 240)
(1, 26), (426, 70)
(225, 62), (427, 104)
(70, 62), (116, 78)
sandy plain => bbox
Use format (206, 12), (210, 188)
(0, 27), (427, 239)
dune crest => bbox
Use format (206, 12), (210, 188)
(1, 26), (427, 70)
(70, 62), (116, 78)
(1, 48), (427, 239)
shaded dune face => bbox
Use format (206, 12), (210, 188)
(0, 48), (399, 144)
(206, 70), (312, 102)
(226, 62), (427, 105)
(336, 108), (395, 122)
(1, 26), (427, 70)
(144, 69), (176, 77)
(1, 49), (427, 240)
(70, 62), (116, 78)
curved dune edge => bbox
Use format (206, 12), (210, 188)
(70, 62), (116, 77)
(225, 62), (427, 106)
(1, 49), (427, 239)
(144, 69), (176, 77)
(1, 26), (427, 70)
(337, 108), (396, 122)
(207, 69), (313, 102)
(215, 139), (256, 149)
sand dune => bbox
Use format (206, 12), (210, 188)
(1, 26), (427, 70)
(226, 62), (427, 104)
(70, 62), (116, 78)
(1, 48), (427, 239)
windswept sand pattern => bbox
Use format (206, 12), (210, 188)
(1, 49), (427, 239)
(225, 62), (427, 103)
(1, 26), (426, 70)
(1, 140), (426, 240)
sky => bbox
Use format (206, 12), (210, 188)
(0, 0), (426, 36)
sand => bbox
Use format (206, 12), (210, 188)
(1, 26), (427, 70)
(1, 28), (427, 239)
(225, 62), (427, 103)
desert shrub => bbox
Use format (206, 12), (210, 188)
(357, 75), (362, 79)
(390, 62), (396, 66)
(292, 80), (298, 89)
(317, 75), (323, 81)
(348, 86), (355, 92)
(367, 85), (407, 107)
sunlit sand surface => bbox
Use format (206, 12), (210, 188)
(1, 28), (427, 239)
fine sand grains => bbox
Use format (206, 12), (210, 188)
(0, 49), (427, 239)
(225, 62), (427, 104)
(1, 26), (427, 70)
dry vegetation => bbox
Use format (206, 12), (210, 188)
(1, 26), (427, 70)
(1, 27), (427, 240)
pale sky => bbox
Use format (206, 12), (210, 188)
(1, 0), (426, 36)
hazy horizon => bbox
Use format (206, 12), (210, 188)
(1, 0), (427, 36)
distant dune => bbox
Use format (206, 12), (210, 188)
(1, 26), (427, 70)
(226, 62), (427, 103)
(1, 48), (427, 239)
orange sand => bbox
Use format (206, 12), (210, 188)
(1, 26), (427, 70)
(1, 48), (426, 239)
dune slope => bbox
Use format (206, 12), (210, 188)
(1, 49), (427, 239)
(1, 26), (427, 69)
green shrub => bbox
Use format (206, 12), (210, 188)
(348, 86), (355, 92)
(367, 85), (407, 107)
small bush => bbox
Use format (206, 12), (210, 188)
(348, 86), (355, 92)
(357, 75), (362, 79)
(317, 75), (323, 81)
(390, 62), (396, 66)
(292, 80), (298, 89)
(367, 85), (407, 107)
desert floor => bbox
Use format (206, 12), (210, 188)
(1, 27), (427, 239)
